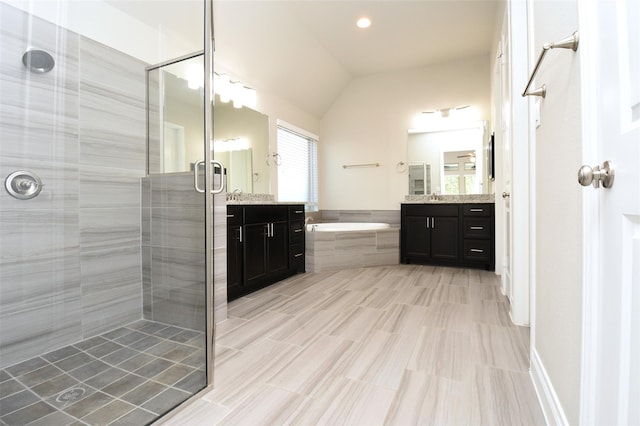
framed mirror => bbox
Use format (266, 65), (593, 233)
(407, 122), (488, 195)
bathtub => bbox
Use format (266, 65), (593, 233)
(305, 222), (399, 272)
(307, 222), (390, 232)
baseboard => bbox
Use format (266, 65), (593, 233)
(530, 348), (569, 426)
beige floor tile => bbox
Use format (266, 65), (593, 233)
(161, 399), (229, 426)
(205, 338), (301, 408)
(385, 369), (470, 425)
(392, 286), (435, 307)
(340, 330), (416, 390)
(215, 310), (293, 350)
(356, 287), (399, 309)
(269, 309), (337, 347)
(407, 326), (472, 381)
(377, 304), (430, 336)
(286, 376), (395, 425)
(326, 306), (386, 342)
(266, 334), (355, 396)
(432, 284), (470, 304)
(471, 299), (513, 326)
(226, 292), (290, 320)
(217, 384), (305, 426)
(471, 323), (530, 372)
(423, 301), (471, 332)
(164, 265), (541, 425)
(469, 365), (546, 425)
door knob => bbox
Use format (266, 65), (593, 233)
(578, 160), (614, 188)
(502, 192), (510, 199)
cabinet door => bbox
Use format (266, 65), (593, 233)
(268, 221), (289, 277)
(430, 216), (459, 260)
(227, 225), (244, 301)
(244, 223), (269, 289)
(404, 216), (431, 258)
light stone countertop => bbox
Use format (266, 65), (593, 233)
(225, 193), (306, 205)
(403, 194), (495, 204)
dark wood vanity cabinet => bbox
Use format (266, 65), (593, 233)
(227, 204), (305, 301)
(401, 203), (494, 270)
(461, 204), (495, 270)
(226, 206), (244, 299)
(402, 204), (459, 262)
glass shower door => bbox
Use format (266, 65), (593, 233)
(0, 1), (212, 424)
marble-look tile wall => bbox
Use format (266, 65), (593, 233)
(0, 4), (145, 368)
(316, 210), (401, 225)
(142, 173), (227, 331)
(306, 228), (400, 272)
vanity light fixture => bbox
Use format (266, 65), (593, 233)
(356, 17), (371, 29)
(213, 72), (257, 108)
(413, 105), (478, 129)
(213, 137), (249, 152)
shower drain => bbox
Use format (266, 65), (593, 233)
(56, 387), (86, 403)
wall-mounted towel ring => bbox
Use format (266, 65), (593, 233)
(396, 161), (407, 173)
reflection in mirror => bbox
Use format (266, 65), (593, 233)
(147, 54), (270, 194)
(147, 55), (205, 174)
(408, 163), (431, 195)
(407, 122), (487, 195)
(213, 94), (269, 194)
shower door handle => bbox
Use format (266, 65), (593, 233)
(211, 160), (225, 194)
(194, 160), (205, 193)
(194, 160), (226, 194)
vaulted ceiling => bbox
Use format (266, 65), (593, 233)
(107, 0), (501, 118)
(213, 1), (500, 117)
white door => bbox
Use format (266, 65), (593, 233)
(579, 0), (640, 424)
(499, 32), (513, 301)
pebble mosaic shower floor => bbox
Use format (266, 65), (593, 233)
(0, 320), (206, 425)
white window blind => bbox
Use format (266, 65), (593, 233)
(277, 124), (318, 211)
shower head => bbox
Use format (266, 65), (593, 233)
(22, 49), (55, 73)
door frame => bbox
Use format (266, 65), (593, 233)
(505, 0), (531, 327)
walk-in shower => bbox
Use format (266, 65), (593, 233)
(0, 1), (214, 424)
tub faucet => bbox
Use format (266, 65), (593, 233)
(304, 217), (314, 225)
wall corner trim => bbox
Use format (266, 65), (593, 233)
(531, 348), (570, 426)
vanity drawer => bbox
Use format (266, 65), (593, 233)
(290, 221), (305, 243)
(463, 219), (492, 239)
(463, 240), (492, 262)
(402, 204), (459, 217)
(289, 243), (305, 272)
(462, 204), (492, 217)
(289, 205), (305, 221)
(226, 205), (243, 226)
(245, 205), (288, 224)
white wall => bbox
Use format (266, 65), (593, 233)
(530, 1), (583, 424)
(319, 56), (491, 210)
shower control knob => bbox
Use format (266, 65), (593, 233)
(578, 161), (614, 189)
(4, 170), (43, 200)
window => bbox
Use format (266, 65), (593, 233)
(277, 122), (318, 211)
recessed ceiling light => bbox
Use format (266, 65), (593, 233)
(356, 17), (371, 29)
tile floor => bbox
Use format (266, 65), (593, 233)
(0, 320), (206, 426)
(163, 265), (546, 425)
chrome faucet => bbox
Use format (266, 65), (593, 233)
(304, 216), (314, 225)
(228, 188), (242, 201)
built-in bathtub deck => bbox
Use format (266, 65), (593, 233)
(305, 225), (400, 272)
